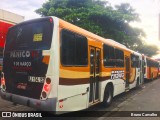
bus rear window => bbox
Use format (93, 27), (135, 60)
(5, 19), (53, 51)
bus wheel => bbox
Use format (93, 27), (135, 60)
(136, 77), (139, 87)
(102, 85), (113, 107)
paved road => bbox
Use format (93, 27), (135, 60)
(0, 78), (160, 120)
(113, 79), (160, 111)
(98, 78), (160, 120)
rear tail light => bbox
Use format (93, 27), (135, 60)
(44, 84), (50, 92)
(49, 18), (53, 23)
(41, 77), (51, 99)
(1, 78), (5, 85)
(1, 72), (6, 91)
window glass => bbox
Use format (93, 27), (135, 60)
(147, 59), (159, 67)
(115, 49), (124, 67)
(103, 44), (115, 67)
(131, 54), (139, 68)
(61, 29), (88, 66)
(6, 19), (53, 51)
(61, 30), (75, 65)
(75, 34), (88, 65)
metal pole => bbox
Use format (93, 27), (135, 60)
(159, 13), (160, 41)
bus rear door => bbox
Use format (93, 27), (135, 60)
(89, 46), (101, 104)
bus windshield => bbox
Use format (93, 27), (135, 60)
(5, 18), (53, 51)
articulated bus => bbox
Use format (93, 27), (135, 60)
(0, 16), (157, 114)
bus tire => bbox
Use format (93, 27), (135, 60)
(102, 85), (113, 107)
(136, 77), (139, 87)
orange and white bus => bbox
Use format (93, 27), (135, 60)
(143, 56), (159, 80)
(0, 16), (152, 114)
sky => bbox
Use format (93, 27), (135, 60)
(107, 0), (160, 59)
(0, 0), (160, 58)
(0, 0), (46, 20)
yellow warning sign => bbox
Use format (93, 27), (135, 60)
(33, 33), (43, 42)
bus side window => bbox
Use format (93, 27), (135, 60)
(61, 29), (88, 66)
(115, 49), (124, 67)
(131, 54), (139, 68)
(103, 44), (115, 67)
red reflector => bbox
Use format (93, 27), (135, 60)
(59, 99), (63, 102)
(44, 84), (50, 92)
(36, 102), (40, 106)
(50, 18), (53, 23)
(59, 100), (63, 108)
(60, 105), (63, 108)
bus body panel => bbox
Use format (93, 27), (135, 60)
(46, 17), (59, 100)
(57, 84), (89, 112)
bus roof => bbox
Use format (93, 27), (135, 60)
(59, 17), (135, 53)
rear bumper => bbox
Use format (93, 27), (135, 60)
(0, 90), (57, 112)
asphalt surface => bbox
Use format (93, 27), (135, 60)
(0, 78), (160, 120)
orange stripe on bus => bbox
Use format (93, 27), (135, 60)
(42, 56), (50, 64)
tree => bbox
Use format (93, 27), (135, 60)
(137, 44), (159, 57)
(36, 0), (159, 56)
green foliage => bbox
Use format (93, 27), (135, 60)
(36, 0), (158, 56)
